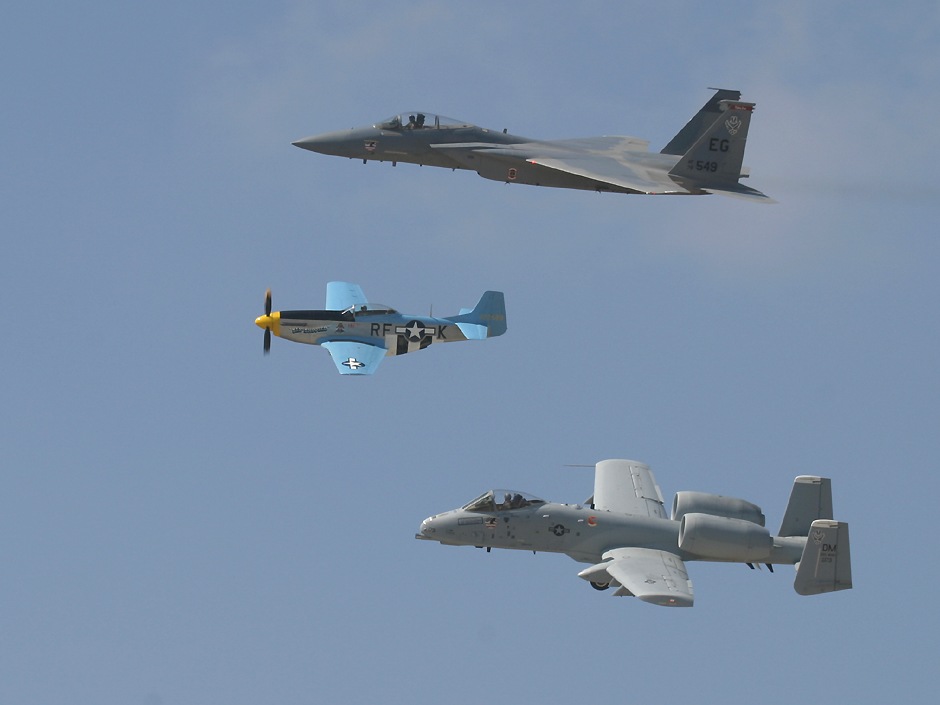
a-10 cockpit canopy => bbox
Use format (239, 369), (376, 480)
(462, 490), (546, 513)
(375, 112), (475, 131)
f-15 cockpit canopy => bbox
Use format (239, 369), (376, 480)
(341, 303), (398, 316)
(462, 490), (546, 513)
(375, 112), (475, 131)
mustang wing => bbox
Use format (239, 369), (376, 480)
(592, 459), (667, 519)
(602, 547), (694, 607)
(326, 281), (368, 311)
(321, 341), (386, 375)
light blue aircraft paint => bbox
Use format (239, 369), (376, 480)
(255, 282), (506, 375)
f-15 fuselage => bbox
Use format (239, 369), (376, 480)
(294, 113), (687, 194)
(293, 94), (773, 201)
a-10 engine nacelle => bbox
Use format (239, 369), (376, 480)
(678, 513), (772, 562)
(671, 491), (766, 527)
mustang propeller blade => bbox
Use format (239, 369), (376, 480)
(262, 288), (272, 354)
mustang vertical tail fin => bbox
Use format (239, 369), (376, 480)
(668, 101), (773, 202)
(447, 291), (507, 339)
(660, 88), (742, 156)
(794, 520), (853, 595)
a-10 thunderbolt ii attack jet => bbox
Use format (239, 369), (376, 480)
(254, 281), (506, 375)
(293, 89), (772, 202)
(416, 459), (851, 607)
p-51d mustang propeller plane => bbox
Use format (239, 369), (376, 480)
(293, 88), (773, 202)
(417, 459), (851, 607)
(254, 281), (507, 375)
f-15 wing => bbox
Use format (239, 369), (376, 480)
(527, 153), (685, 194)
(433, 140), (684, 194)
(601, 547), (694, 607)
(321, 340), (387, 375)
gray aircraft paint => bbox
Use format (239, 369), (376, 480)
(417, 460), (851, 607)
(294, 90), (773, 202)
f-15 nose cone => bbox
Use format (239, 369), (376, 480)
(292, 130), (349, 154)
(293, 128), (373, 157)
(291, 136), (320, 151)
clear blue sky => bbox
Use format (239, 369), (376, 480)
(3, 2), (938, 704)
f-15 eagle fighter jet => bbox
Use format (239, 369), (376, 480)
(294, 89), (772, 202)
(417, 459), (851, 607)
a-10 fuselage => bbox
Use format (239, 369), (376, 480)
(417, 495), (806, 567)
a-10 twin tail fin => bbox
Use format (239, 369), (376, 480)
(794, 520), (853, 595)
(778, 476), (852, 595)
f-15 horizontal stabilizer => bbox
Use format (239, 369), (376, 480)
(701, 183), (776, 203)
(794, 520), (852, 596)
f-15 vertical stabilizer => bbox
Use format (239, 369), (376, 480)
(669, 100), (774, 202)
(794, 520), (853, 595)
(660, 88), (742, 156)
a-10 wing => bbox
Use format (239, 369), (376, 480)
(592, 459), (668, 519)
(602, 547), (694, 607)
